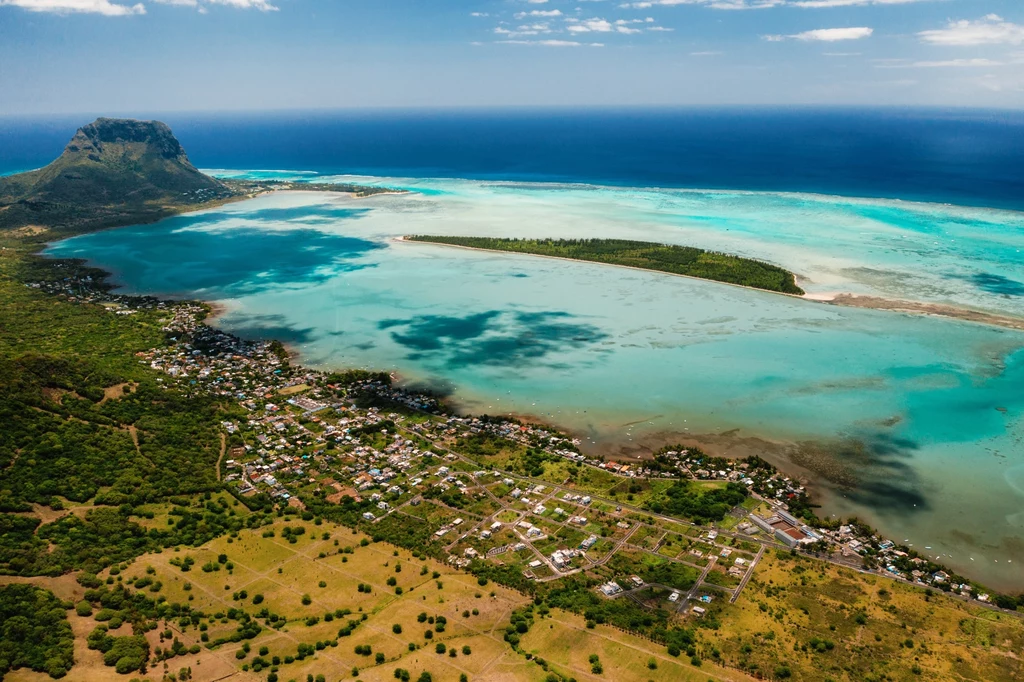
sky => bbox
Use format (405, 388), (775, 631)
(1, 0), (1023, 113)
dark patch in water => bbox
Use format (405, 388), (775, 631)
(224, 313), (318, 345)
(379, 309), (608, 369)
(969, 273), (1024, 297)
(401, 377), (458, 399)
(792, 430), (928, 513)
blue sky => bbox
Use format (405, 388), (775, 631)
(1, 0), (1023, 113)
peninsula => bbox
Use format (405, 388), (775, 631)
(406, 235), (805, 295)
(0, 117), (389, 236)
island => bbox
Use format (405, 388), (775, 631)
(404, 235), (806, 295)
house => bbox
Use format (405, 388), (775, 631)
(668, 591), (680, 603)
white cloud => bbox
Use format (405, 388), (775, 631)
(912, 58), (1003, 67)
(620, 0), (783, 9)
(918, 15), (1024, 47)
(514, 8), (561, 17)
(877, 58), (1005, 68)
(193, 0), (277, 10)
(470, 11), (489, 17)
(0, 0), (281, 12)
(620, 0), (930, 8)
(496, 39), (603, 47)
(566, 17), (613, 32)
(0, 0), (144, 14)
(690, 50), (722, 55)
(765, 26), (873, 41)
(792, 0), (929, 6)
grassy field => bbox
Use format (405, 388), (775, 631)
(519, 608), (756, 682)
(696, 550), (1024, 681)
(3, 518), (750, 682)
(5, 514), (1024, 682)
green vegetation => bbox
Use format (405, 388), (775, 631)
(247, 181), (397, 198)
(0, 246), (275, 575)
(0, 584), (75, 680)
(407, 236), (804, 294)
(0, 118), (234, 234)
(0, 124), (1020, 682)
(648, 481), (750, 524)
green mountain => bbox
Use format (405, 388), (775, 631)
(0, 117), (233, 233)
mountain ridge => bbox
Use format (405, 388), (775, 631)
(0, 117), (233, 233)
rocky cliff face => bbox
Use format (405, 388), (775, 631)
(0, 118), (232, 232)
(0, 117), (224, 207)
(64, 118), (192, 164)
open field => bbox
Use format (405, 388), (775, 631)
(695, 550), (1024, 681)
(519, 608), (756, 682)
(4, 519), (766, 682)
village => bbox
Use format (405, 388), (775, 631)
(28, 270), (998, 617)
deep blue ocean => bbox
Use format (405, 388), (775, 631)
(3, 107), (1024, 210)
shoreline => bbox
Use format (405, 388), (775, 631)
(395, 236), (1024, 332)
(29, 233), (1021, 594)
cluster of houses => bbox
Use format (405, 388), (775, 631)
(39, 269), (998, 611)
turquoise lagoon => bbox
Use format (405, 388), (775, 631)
(47, 179), (1024, 590)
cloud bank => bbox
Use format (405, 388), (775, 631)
(766, 27), (873, 42)
(918, 15), (1024, 47)
(0, 0), (278, 13)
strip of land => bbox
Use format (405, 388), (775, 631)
(827, 293), (1024, 331)
(404, 235), (1024, 332)
(404, 235), (806, 295)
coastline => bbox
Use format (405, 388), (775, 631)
(29, 232), (1023, 594)
(395, 236), (1024, 332)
